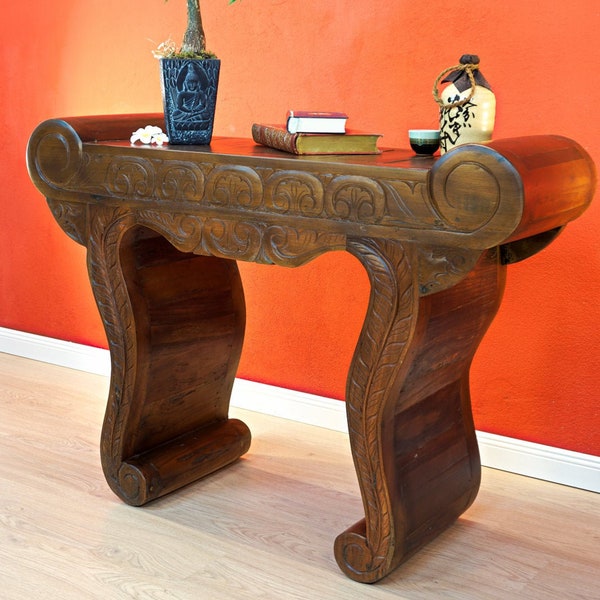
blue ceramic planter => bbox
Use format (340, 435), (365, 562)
(159, 58), (220, 145)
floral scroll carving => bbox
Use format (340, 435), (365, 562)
(134, 210), (346, 266)
(157, 162), (205, 202)
(205, 165), (263, 210)
(29, 118), (548, 254)
(325, 176), (386, 222)
(107, 157), (155, 199)
(29, 126), (443, 234)
(47, 200), (87, 245)
(417, 245), (482, 295)
(47, 195), (481, 293)
(264, 171), (325, 216)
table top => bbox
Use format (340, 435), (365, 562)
(27, 114), (596, 252)
(99, 136), (433, 168)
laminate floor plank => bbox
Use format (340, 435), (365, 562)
(1, 353), (598, 599)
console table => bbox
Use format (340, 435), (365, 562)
(27, 115), (595, 583)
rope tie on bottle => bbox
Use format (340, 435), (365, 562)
(433, 63), (479, 108)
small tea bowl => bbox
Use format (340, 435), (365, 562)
(408, 129), (440, 155)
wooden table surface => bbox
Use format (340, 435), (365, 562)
(27, 114), (595, 582)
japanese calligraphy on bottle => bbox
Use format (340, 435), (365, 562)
(433, 55), (496, 154)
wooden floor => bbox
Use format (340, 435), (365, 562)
(0, 353), (598, 599)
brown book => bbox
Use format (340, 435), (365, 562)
(252, 123), (381, 155)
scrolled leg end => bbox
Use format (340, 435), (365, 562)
(334, 520), (396, 584)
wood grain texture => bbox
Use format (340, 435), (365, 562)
(336, 244), (506, 581)
(25, 114), (596, 581)
(96, 226), (250, 505)
(1, 354), (599, 599)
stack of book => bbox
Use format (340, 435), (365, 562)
(252, 111), (381, 155)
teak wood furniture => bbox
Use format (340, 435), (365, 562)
(27, 115), (595, 583)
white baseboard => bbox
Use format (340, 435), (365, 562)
(0, 327), (112, 377)
(1, 326), (598, 493)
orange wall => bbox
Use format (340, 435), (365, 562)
(2, 1), (598, 455)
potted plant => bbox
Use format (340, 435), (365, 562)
(154, 0), (239, 145)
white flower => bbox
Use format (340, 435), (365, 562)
(152, 132), (170, 146)
(146, 125), (163, 136)
(130, 125), (169, 146)
(130, 127), (152, 144)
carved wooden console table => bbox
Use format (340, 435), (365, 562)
(27, 115), (595, 583)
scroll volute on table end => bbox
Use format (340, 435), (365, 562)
(429, 135), (596, 249)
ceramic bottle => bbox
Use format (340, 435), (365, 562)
(434, 55), (495, 154)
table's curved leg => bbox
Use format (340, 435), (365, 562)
(336, 241), (505, 582)
(88, 211), (250, 506)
